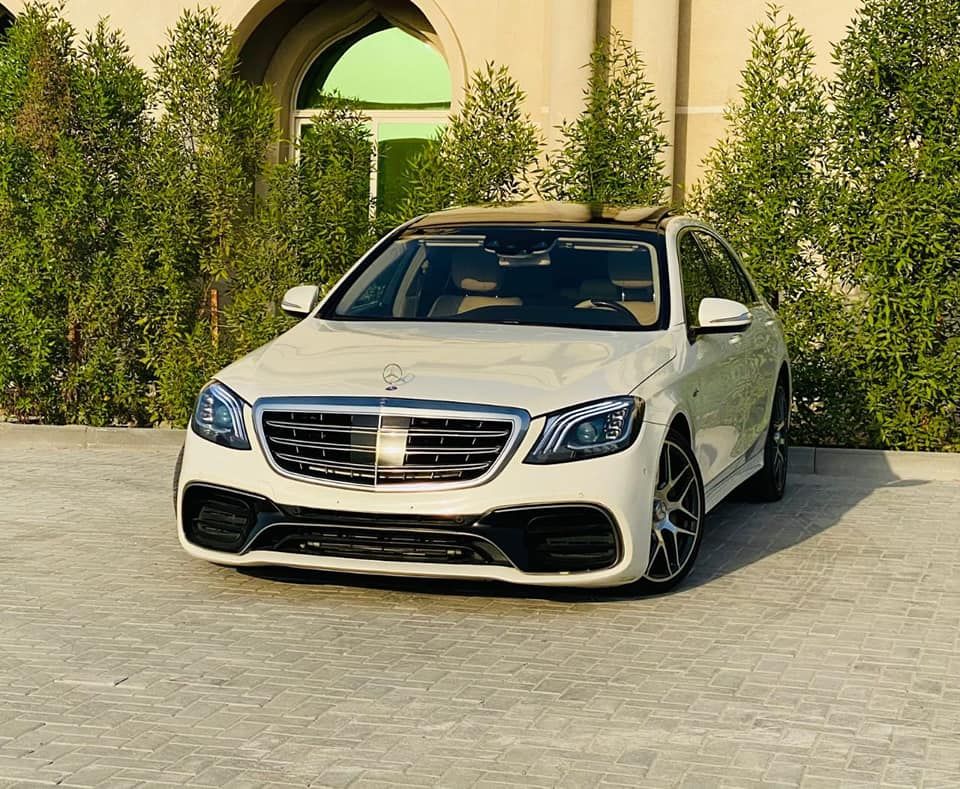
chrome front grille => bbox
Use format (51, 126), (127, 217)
(256, 400), (526, 489)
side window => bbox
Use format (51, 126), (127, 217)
(696, 232), (756, 304)
(678, 232), (715, 326)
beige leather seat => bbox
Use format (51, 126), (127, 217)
(578, 278), (620, 301)
(429, 252), (522, 317)
(575, 253), (658, 325)
(609, 255), (657, 324)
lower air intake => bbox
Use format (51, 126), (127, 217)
(249, 525), (511, 566)
(182, 486), (262, 552)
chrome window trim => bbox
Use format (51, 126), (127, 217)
(253, 397), (530, 492)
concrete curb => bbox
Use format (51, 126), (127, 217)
(0, 423), (185, 450)
(2, 424), (958, 482)
(791, 446), (960, 482)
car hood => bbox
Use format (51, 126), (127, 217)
(219, 320), (676, 416)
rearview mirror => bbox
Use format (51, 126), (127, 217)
(281, 285), (320, 318)
(694, 297), (752, 335)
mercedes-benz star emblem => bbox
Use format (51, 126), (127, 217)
(382, 363), (406, 391)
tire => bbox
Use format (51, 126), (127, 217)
(626, 429), (706, 595)
(745, 379), (789, 502)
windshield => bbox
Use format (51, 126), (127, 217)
(322, 226), (665, 330)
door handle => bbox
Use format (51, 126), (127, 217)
(764, 319), (775, 326)
(728, 335), (742, 345)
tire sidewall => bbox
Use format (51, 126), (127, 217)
(763, 382), (789, 499)
(632, 429), (706, 595)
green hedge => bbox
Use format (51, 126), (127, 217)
(0, 5), (287, 426)
(0, 5), (550, 427)
(692, 2), (959, 451)
(0, 2), (956, 451)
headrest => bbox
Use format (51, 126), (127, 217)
(579, 279), (619, 300)
(451, 253), (502, 294)
(609, 253), (654, 290)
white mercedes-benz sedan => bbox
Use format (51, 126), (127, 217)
(176, 202), (790, 592)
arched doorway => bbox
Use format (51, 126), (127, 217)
(294, 18), (451, 214)
(232, 0), (463, 213)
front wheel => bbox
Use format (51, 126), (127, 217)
(627, 430), (705, 595)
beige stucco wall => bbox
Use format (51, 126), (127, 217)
(5, 0), (861, 198)
(596, 0), (859, 196)
(669, 0), (860, 197)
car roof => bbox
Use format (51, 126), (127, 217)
(404, 201), (676, 232)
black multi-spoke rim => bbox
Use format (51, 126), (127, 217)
(771, 387), (788, 492)
(645, 440), (701, 582)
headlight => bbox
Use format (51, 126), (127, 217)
(191, 382), (251, 450)
(525, 396), (644, 464)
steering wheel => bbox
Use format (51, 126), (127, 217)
(575, 299), (640, 324)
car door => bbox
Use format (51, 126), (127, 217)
(694, 230), (778, 461)
(676, 229), (744, 486)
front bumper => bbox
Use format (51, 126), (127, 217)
(176, 408), (666, 588)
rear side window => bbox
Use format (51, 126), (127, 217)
(678, 231), (714, 325)
(695, 232), (757, 305)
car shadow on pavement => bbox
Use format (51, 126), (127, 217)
(670, 474), (928, 600)
(237, 469), (925, 603)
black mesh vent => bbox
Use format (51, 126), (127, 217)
(249, 525), (511, 566)
(182, 486), (264, 552)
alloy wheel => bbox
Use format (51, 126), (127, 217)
(645, 440), (702, 582)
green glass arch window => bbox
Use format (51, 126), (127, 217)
(297, 20), (451, 110)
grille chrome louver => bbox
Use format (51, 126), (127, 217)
(255, 398), (528, 490)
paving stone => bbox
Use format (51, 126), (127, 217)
(0, 449), (959, 786)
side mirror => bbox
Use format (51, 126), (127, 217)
(693, 297), (752, 335)
(281, 285), (320, 318)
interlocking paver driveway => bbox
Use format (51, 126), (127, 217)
(1, 446), (959, 788)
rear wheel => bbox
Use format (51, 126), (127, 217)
(746, 380), (789, 501)
(627, 430), (705, 595)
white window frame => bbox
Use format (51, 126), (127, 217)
(292, 109), (449, 213)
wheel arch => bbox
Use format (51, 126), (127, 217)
(668, 411), (692, 446)
(777, 361), (790, 394)
(777, 360), (791, 426)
